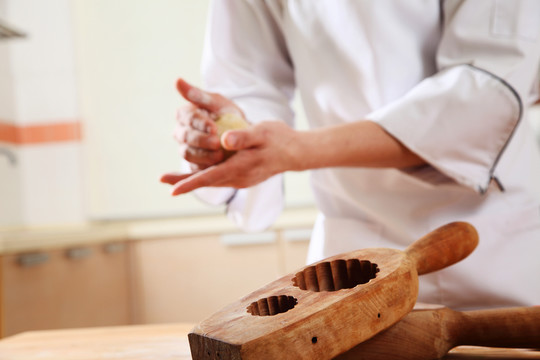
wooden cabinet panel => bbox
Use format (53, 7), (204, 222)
(1, 242), (132, 337)
(133, 235), (282, 324)
(281, 229), (311, 274)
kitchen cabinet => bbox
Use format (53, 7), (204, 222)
(0, 241), (133, 337)
(0, 207), (317, 337)
(132, 229), (310, 324)
(281, 228), (312, 274)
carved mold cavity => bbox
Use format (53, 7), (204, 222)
(247, 295), (298, 316)
(292, 259), (379, 292)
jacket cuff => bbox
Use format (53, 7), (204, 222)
(366, 65), (522, 193)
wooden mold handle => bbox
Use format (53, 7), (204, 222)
(335, 306), (540, 360)
(452, 306), (540, 349)
(405, 222), (479, 276)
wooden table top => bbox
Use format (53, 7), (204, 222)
(0, 324), (193, 360)
(0, 323), (538, 360)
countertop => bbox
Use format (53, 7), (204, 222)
(0, 207), (318, 255)
(0, 323), (538, 360)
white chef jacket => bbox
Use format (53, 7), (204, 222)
(190, 0), (540, 309)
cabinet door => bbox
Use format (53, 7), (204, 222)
(281, 228), (311, 274)
(1, 242), (132, 337)
(133, 234), (282, 323)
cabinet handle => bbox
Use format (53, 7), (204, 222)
(66, 247), (92, 260)
(17, 252), (50, 267)
(103, 242), (126, 254)
(220, 232), (276, 246)
(283, 229), (312, 242)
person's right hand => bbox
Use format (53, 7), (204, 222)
(174, 78), (245, 171)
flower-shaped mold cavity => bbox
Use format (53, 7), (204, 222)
(292, 259), (379, 292)
(247, 295), (298, 316)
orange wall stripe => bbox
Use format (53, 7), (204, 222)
(0, 123), (18, 144)
(0, 121), (81, 144)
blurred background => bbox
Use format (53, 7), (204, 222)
(0, 0), (316, 338)
(0, 0), (539, 339)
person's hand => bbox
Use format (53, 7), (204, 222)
(173, 78), (245, 171)
(161, 120), (301, 195)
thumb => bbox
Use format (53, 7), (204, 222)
(176, 78), (235, 114)
(221, 128), (262, 151)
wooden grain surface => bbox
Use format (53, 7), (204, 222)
(1, 243), (132, 337)
(0, 323), (193, 360)
(189, 222), (478, 360)
(336, 305), (540, 360)
(189, 247), (417, 360)
(0, 323), (538, 360)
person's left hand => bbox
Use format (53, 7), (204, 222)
(161, 120), (301, 195)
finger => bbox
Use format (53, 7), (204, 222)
(174, 123), (218, 149)
(185, 128), (221, 150)
(185, 146), (225, 166)
(177, 78), (234, 114)
(175, 107), (191, 126)
(171, 164), (231, 195)
(221, 128), (263, 151)
(189, 162), (208, 172)
(177, 106), (217, 135)
(160, 172), (192, 185)
(190, 109), (217, 134)
(173, 125), (186, 143)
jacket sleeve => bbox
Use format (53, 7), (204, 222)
(365, 0), (540, 193)
(189, 0), (295, 231)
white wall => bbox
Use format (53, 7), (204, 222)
(0, 0), (21, 226)
(0, 144), (21, 226)
(0, 0), (313, 227)
(0, 0), (84, 227)
(73, 0), (213, 219)
(72, 0), (314, 220)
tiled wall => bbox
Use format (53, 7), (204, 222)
(0, 0), (84, 226)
